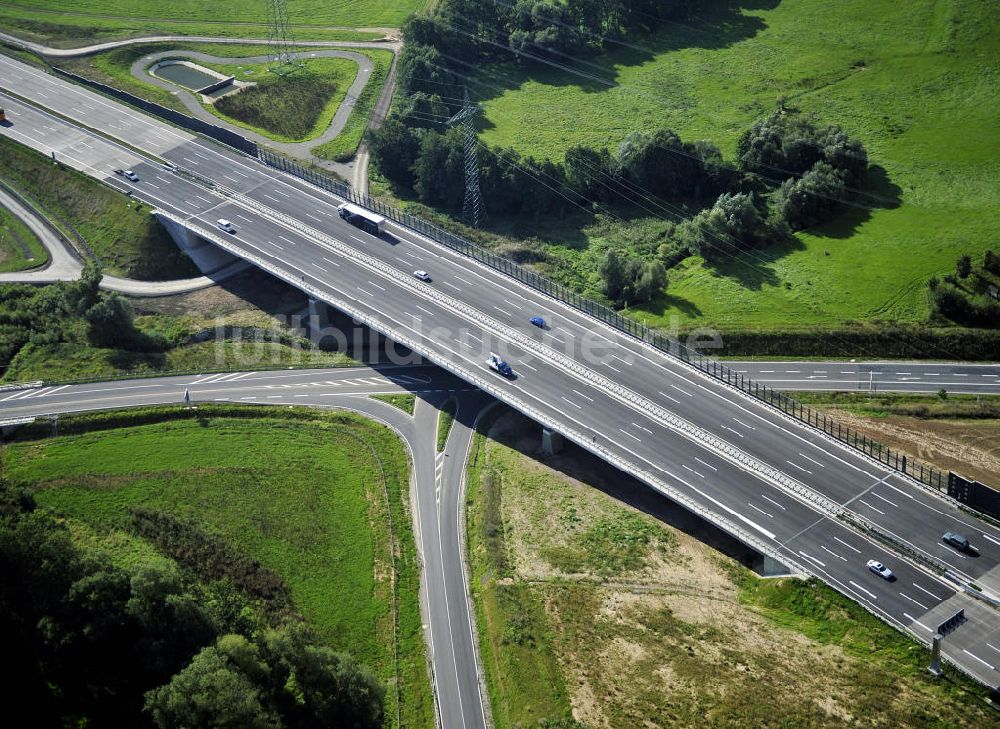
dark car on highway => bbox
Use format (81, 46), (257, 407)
(942, 532), (971, 552)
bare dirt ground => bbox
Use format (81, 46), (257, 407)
(820, 407), (1000, 486)
(476, 410), (995, 728)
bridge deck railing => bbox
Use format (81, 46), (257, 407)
(254, 148), (979, 508)
(35, 58), (979, 510)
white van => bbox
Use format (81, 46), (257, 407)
(217, 218), (236, 234)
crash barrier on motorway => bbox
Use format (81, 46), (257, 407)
(0, 175), (95, 261)
(157, 208), (803, 575)
(25, 62), (1000, 516)
(252, 149), (1000, 515)
(52, 68), (259, 157)
(160, 211), (999, 686)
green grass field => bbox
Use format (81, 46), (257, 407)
(0, 135), (197, 279)
(0, 200), (48, 272)
(3, 405), (435, 729)
(202, 57), (358, 142)
(478, 0), (1000, 332)
(370, 393), (416, 415)
(0, 1), (422, 46)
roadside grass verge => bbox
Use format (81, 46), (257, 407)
(3, 404), (435, 729)
(0, 200), (48, 272)
(0, 301), (358, 384)
(465, 408), (996, 727)
(312, 49), (393, 161)
(787, 391), (1000, 420)
(0, 337), (354, 384)
(471, 0), (999, 332)
(370, 393), (415, 416)
(0, 9), (383, 47)
(436, 396), (456, 452)
(0, 0), (409, 47)
(0, 135), (197, 279)
(203, 58), (357, 142)
(465, 410), (573, 728)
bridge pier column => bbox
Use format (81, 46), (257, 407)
(759, 555), (791, 577)
(153, 211), (239, 274)
(307, 298), (331, 332)
(541, 428), (564, 455)
(928, 634), (943, 677)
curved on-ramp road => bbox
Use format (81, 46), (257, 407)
(131, 49), (375, 158)
(0, 183), (250, 294)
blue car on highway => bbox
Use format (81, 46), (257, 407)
(529, 316), (546, 328)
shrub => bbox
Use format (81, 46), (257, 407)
(214, 74), (339, 139)
(128, 507), (295, 617)
(984, 250), (1000, 276)
(775, 161), (850, 229)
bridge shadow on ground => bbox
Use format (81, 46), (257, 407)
(482, 408), (777, 575)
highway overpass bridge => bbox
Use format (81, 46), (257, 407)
(2, 53), (1000, 691)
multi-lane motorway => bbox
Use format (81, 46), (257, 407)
(2, 52), (1000, 693)
(732, 361), (1000, 394)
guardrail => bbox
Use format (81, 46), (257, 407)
(0, 361), (380, 390)
(52, 68), (259, 156)
(253, 149), (975, 503)
(174, 166), (1000, 565)
(207, 176), (850, 520)
(24, 56), (981, 503)
(156, 209), (807, 575)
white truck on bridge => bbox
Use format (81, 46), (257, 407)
(337, 202), (385, 236)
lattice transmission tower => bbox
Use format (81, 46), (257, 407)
(266, 0), (299, 75)
(446, 89), (486, 228)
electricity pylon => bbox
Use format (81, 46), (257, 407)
(266, 0), (299, 75)
(447, 89), (486, 228)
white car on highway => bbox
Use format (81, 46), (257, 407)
(413, 270), (431, 282)
(216, 218), (236, 234)
(123, 170), (139, 181)
(866, 559), (894, 580)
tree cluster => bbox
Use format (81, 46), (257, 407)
(598, 249), (667, 306)
(0, 480), (384, 729)
(739, 111), (868, 230)
(0, 263), (165, 373)
(929, 282), (1000, 327)
(370, 119), (576, 219)
(402, 0), (695, 70)
(370, 119), (732, 221)
(928, 250), (1000, 328)
(672, 192), (786, 263)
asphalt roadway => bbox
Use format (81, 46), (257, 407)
(731, 361), (1000, 395)
(2, 55), (1000, 688)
